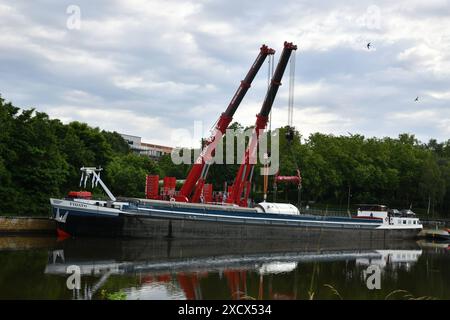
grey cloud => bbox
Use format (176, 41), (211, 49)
(0, 0), (449, 144)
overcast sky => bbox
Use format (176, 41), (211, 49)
(1, 0), (449, 147)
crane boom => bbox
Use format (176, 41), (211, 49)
(176, 45), (275, 202)
(228, 41), (297, 207)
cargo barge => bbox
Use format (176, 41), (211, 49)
(50, 168), (422, 240)
(50, 197), (422, 240)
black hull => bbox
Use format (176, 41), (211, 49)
(122, 215), (420, 240)
(56, 213), (421, 240)
(56, 213), (124, 238)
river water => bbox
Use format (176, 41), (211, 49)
(0, 236), (448, 300)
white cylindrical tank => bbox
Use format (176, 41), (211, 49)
(255, 202), (300, 215)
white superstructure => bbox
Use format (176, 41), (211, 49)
(356, 204), (422, 230)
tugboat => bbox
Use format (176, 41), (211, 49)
(50, 42), (423, 240)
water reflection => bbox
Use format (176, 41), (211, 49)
(37, 238), (448, 300)
(355, 250), (423, 271)
(0, 236), (448, 299)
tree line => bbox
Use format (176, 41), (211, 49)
(1, 97), (449, 216)
(203, 125), (450, 217)
(0, 97), (155, 215)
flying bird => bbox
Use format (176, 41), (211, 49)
(367, 42), (371, 50)
(415, 96), (419, 102)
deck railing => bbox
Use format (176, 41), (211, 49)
(298, 207), (351, 217)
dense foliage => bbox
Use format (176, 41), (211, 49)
(0, 97), (150, 215)
(165, 126), (450, 217)
(279, 128), (450, 216)
(1, 97), (449, 216)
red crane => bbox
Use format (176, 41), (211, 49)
(227, 41), (298, 207)
(174, 45), (275, 202)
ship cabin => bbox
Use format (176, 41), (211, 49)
(356, 204), (422, 227)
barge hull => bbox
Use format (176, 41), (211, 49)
(51, 199), (421, 240)
(121, 214), (419, 240)
(54, 211), (419, 240)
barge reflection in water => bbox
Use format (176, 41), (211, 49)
(0, 237), (448, 299)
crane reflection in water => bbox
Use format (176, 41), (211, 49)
(42, 238), (437, 300)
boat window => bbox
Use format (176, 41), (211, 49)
(358, 205), (387, 212)
(403, 220), (406, 224)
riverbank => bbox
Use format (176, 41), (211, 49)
(0, 216), (55, 235)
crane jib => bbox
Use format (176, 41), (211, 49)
(228, 41), (298, 207)
(223, 45), (275, 118)
(177, 44), (275, 202)
(259, 42), (297, 118)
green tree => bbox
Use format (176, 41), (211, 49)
(0, 96), (132, 215)
(418, 155), (445, 216)
(106, 154), (159, 198)
(0, 103), (68, 215)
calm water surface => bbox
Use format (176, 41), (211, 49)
(0, 236), (448, 300)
